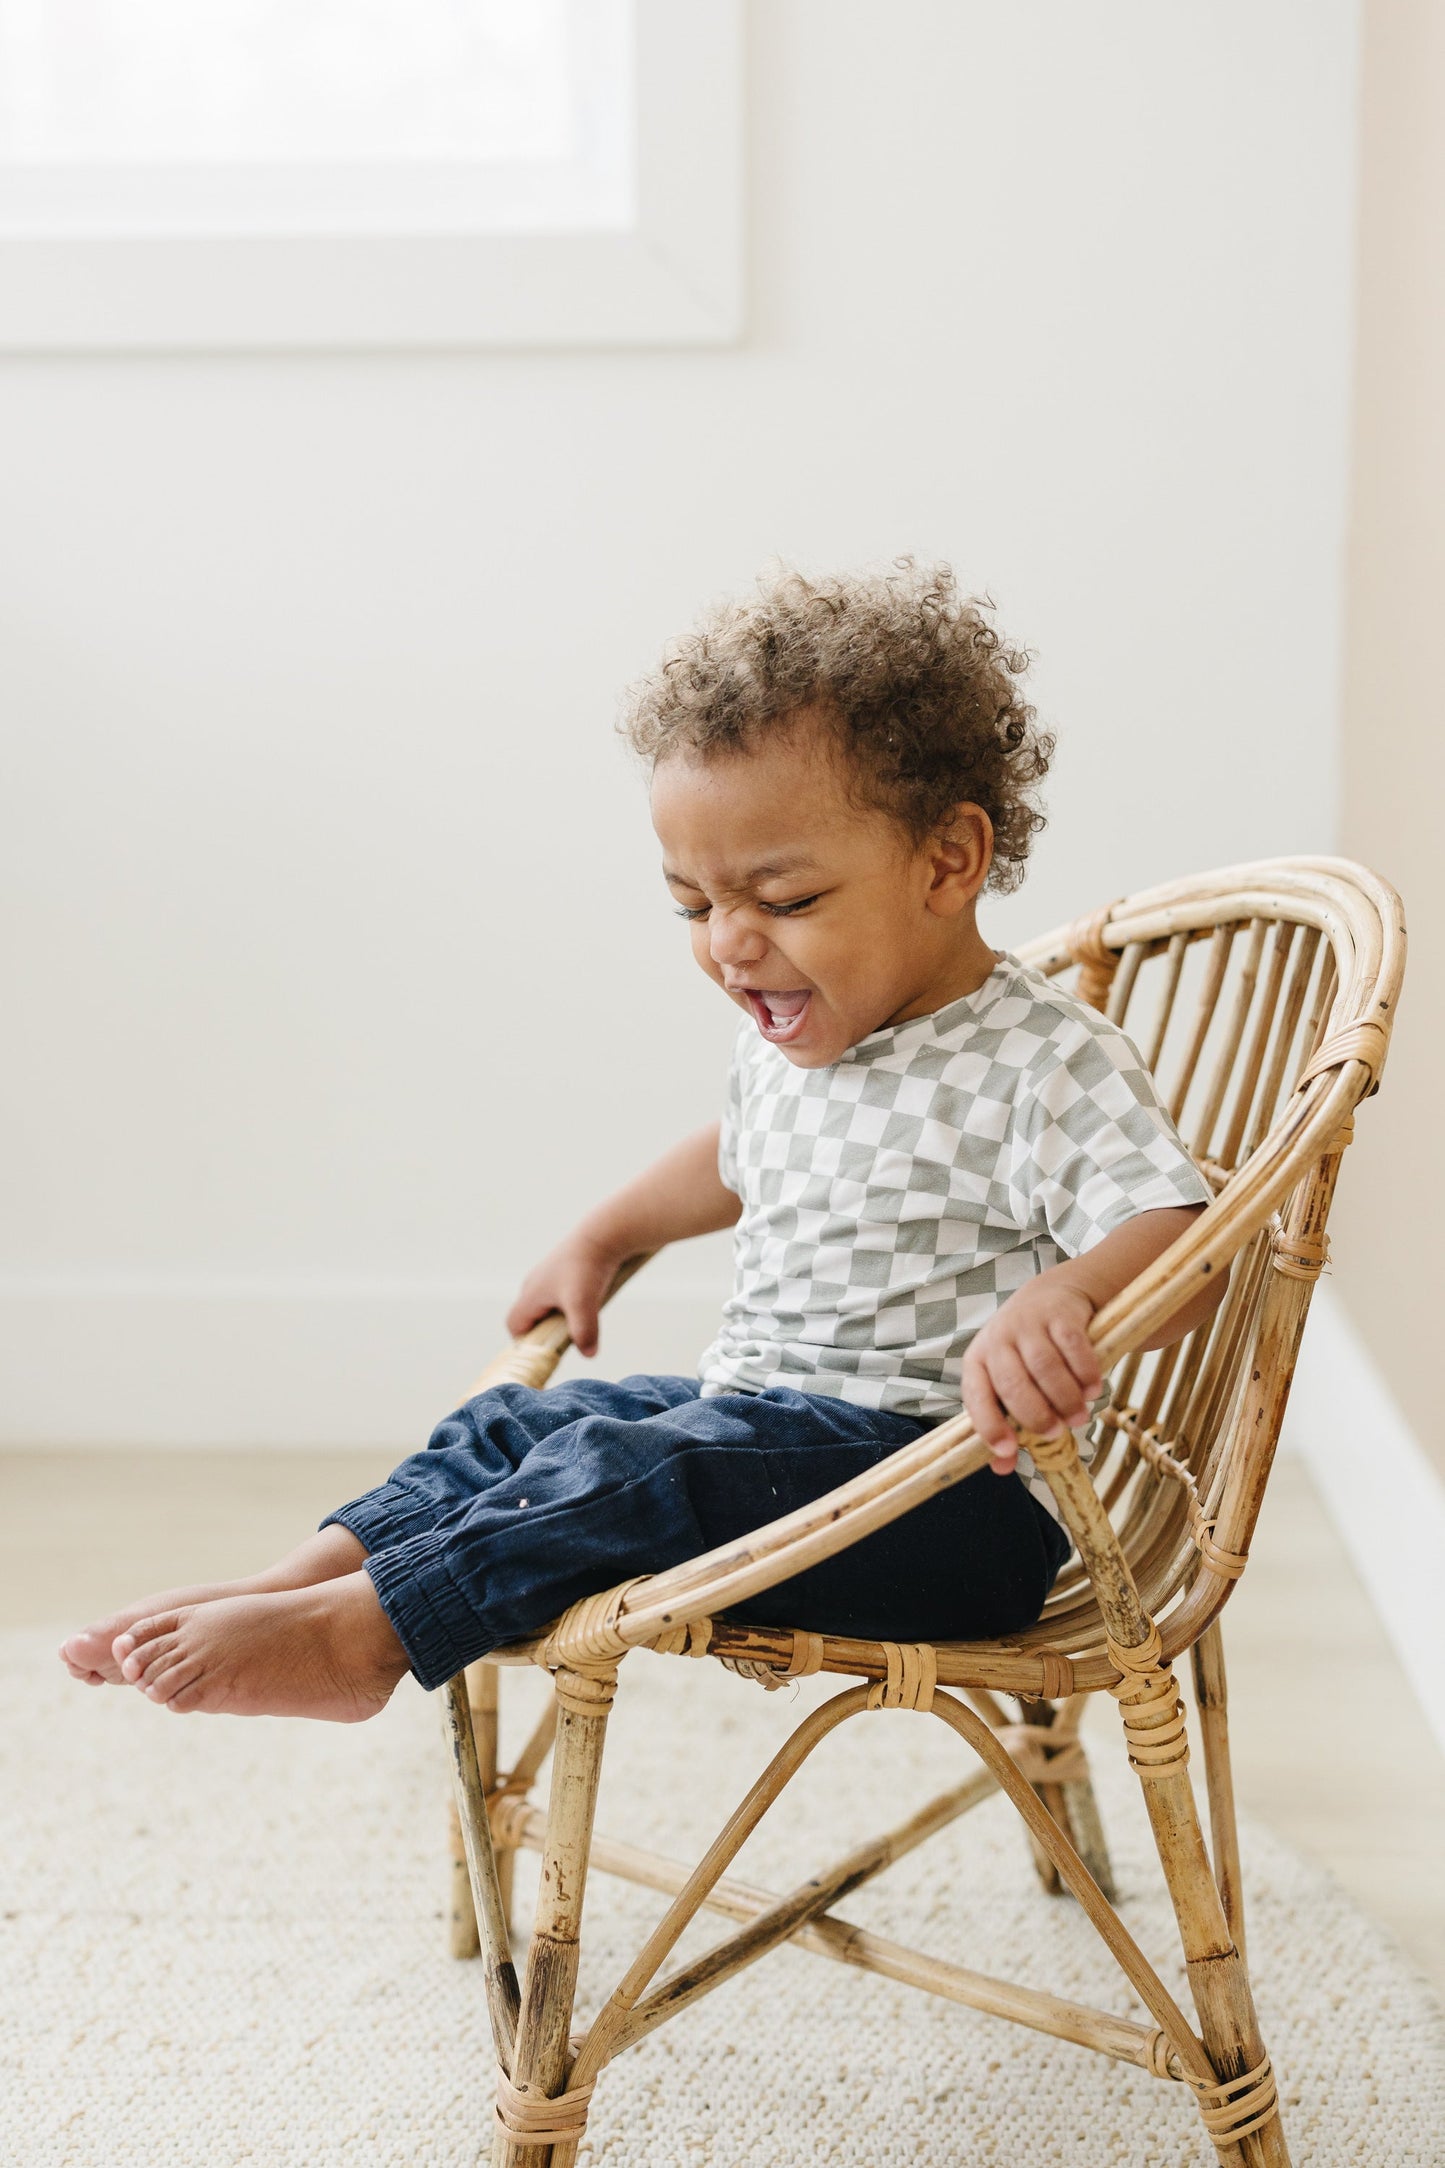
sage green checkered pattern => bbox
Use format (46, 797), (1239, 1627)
(698, 953), (1211, 1519)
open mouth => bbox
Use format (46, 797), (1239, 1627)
(743, 988), (812, 1043)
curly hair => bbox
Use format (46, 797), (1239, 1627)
(620, 561), (1053, 893)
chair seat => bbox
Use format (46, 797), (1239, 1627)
(494, 1448), (1240, 1701)
(493, 1600), (1161, 1701)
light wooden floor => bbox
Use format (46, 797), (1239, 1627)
(6, 1445), (1444, 1995)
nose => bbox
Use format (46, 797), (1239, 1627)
(708, 905), (768, 972)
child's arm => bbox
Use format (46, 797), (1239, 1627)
(506, 1124), (741, 1358)
(963, 1205), (1226, 1474)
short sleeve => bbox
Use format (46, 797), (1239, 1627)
(717, 1030), (745, 1194)
(1007, 1024), (1213, 1256)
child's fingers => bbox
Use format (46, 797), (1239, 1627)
(960, 1354), (1019, 1471)
(978, 1342), (1068, 1440)
(505, 1284), (552, 1339)
(1017, 1331), (1091, 1428)
(1046, 1312), (1103, 1400)
(563, 1283), (603, 1359)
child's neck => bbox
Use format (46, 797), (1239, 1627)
(884, 918), (1001, 1029)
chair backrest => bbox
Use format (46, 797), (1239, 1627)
(1013, 856), (1404, 1657)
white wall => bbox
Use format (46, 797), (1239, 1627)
(1, 1), (1359, 1446)
(1329, 0), (1445, 1480)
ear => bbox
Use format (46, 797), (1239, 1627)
(924, 804), (994, 918)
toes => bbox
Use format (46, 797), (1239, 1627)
(114, 1612), (180, 1678)
(141, 1638), (207, 1704)
(121, 1636), (171, 1685)
(60, 1633), (115, 1682)
(126, 1634), (184, 1688)
(146, 1647), (204, 1699)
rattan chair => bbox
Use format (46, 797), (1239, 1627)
(438, 856), (1403, 2168)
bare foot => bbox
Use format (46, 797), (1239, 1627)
(59, 1525), (367, 1686)
(110, 1572), (409, 1721)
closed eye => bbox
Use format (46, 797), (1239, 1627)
(760, 893), (822, 917)
(672, 891), (823, 923)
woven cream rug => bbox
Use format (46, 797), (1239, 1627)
(3, 1627), (1441, 2166)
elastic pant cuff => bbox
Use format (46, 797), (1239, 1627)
(363, 1529), (486, 1692)
(320, 1479), (442, 1557)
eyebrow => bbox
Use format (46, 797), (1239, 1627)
(663, 854), (822, 891)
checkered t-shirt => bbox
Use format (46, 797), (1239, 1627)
(698, 952), (1212, 1519)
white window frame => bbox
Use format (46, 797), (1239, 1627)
(0, 0), (742, 351)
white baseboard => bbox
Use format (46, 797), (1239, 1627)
(0, 1276), (728, 1451)
(1281, 1283), (1445, 1757)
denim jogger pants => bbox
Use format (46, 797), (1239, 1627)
(324, 1374), (1071, 1691)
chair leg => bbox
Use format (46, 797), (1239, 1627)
(493, 1666), (616, 2168)
(1024, 1432), (1288, 2161)
(1059, 1770), (1117, 1906)
(1016, 1696), (1117, 1904)
(1192, 1622), (1246, 1965)
(472, 1662), (520, 1933)
(448, 1789), (481, 1959)
(449, 1661), (506, 1958)
(1013, 1698), (1063, 1892)
(1118, 1665), (1288, 2166)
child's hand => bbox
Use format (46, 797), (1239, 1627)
(961, 1274), (1102, 1475)
(506, 1233), (626, 1360)
(502, 1125), (741, 1365)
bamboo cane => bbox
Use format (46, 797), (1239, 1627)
(448, 1661), (503, 1957)
(1143, 931), (1190, 1072)
(504, 1803), (1187, 2081)
(1021, 1429), (1285, 2165)
(1192, 1621), (1245, 1963)
(565, 1682), (1210, 2092)
(1216, 921), (1295, 1170)
(493, 1667), (615, 2168)
(440, 1676), (519, 2066)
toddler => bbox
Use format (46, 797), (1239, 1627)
(61, 564), (1217, 1720)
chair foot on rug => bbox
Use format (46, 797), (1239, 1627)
(1189, 2049), (1287, 2166)
(1106, 1627), (1291, 2168)
(493, 2067), (595, 2168)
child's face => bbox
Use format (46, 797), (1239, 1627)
(650, 715), (994, 1067)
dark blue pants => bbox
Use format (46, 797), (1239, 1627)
(324, 1375), (1070, 1691)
